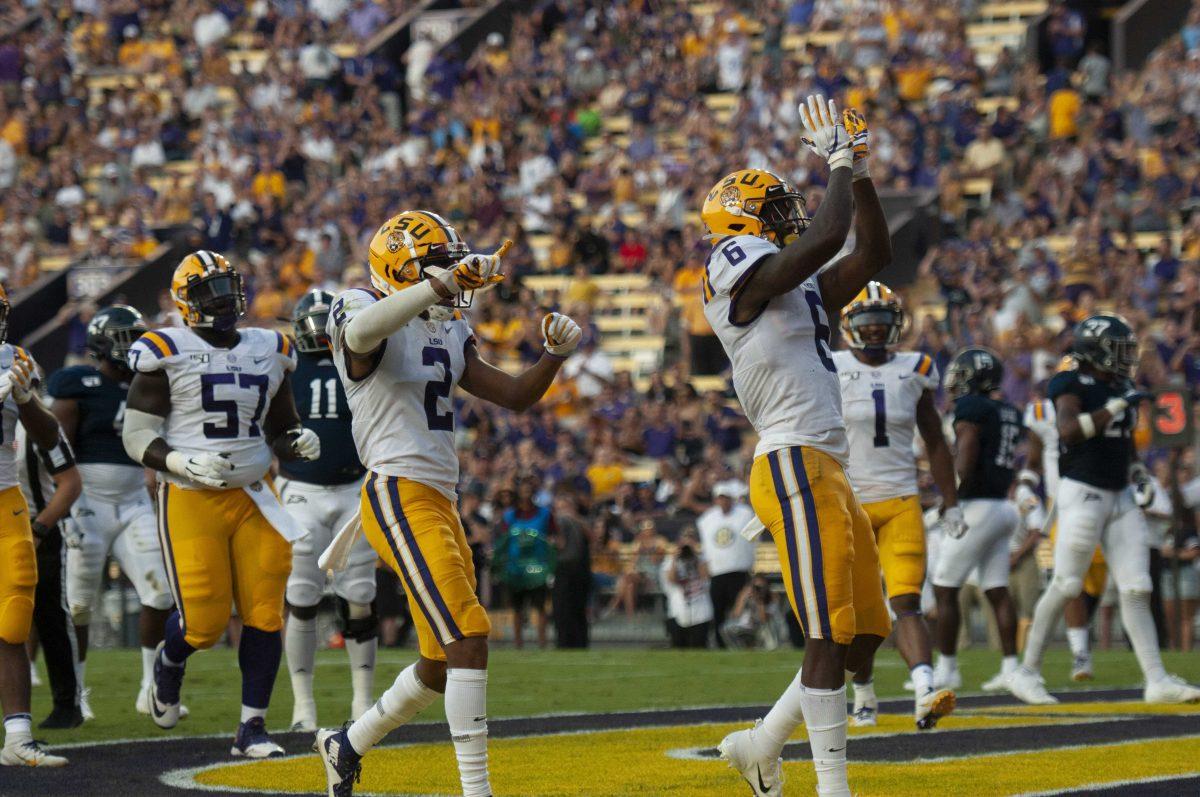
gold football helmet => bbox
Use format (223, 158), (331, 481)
(368, 210), (471, 303)
(171, 250), (246, 330)
(841, 281), (906, 350)
(700, 169), (809, 244)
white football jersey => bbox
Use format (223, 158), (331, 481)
(1023, 398), (1059, 495)
(833, 349), (939, 503)
(328, 288), (474, 498)
(702, 235), (847, 464)
(128, 326), (296, 489)
(0, 344), (32, 490)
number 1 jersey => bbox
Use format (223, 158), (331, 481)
(328, 288), (474, 498)
(833, 350), (939, 503)
(128, 326), (296, 489)
(701, 234), (848, 464)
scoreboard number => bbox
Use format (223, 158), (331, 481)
(1150, 387), (1193, 448)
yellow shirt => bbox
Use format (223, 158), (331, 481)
(1048, 89), (1081, 139)
(565, 276), (600, 307)
(252, 170), (286, 202)
(586, 463), (625, 499)
(672, 265), (712, 336)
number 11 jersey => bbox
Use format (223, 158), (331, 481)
(128, 326), (296, 489)
(328, 288), (474, 499)
(701, 234), (848, 464)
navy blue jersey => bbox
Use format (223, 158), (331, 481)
(953, 393), (1022, 500)
(1047, 370), (1134, 490)
(46, 365), (134, 467)
(279, 352), (363, 485)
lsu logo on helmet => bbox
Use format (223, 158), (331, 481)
(368, 210), (469, 299)
(171, 250), (246, 331)
(700, 169), (809, 245)
(841, 281), (906, 351)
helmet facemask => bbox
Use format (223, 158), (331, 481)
(845, 307), (904, 354)
(90, 321), (148, 365)
(416, 240), (472, 313)
(292, 308), (331, 353)
(753, 188), (809, 245)
(185, 270), (246, 331)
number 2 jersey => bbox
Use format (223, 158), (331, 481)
(328, 288), (474, 498)
(701, 234), (847, 464)
(1046, 370), (1134, 491)
(953, 393), (1022, 500)
(47, 364), (140, 502)
(128, 326), (296, 489)
(0, 344), (32, 490)
(833, 350), (939, 503)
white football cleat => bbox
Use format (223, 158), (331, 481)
(1, 739), (67, 767)
(291, 705), (318, 733)
(1070, 654), (1094, 682)
(718, 722), (784, 797)
(231, 717), (285, 758)
(915, 688), (956, 730)
(850, 691), (877, 727)
(1144, 674), (1200, 704)
(136, 687), (189, 719)
(1007, 667), (1058, 705)
(933, 668), (962, 691)
(79, 687), (95, 721)
(980, 671), (1009, 692)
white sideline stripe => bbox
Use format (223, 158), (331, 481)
(1022, 771), (1200, 796)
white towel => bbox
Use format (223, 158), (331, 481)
(243, 479), (306, 542)
(318, 509), (363, 573)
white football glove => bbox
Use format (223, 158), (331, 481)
(542, 312), (582, 358)
(288, 426), (321, 461)
(2, 356), (36, 404)
(166, 451), (235, 489)
(942, 505), (968, 539)
(799, 94), (853, 171)
(1129, 462), (1155, 509)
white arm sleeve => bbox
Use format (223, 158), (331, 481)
(122, 407), (166, 464)
(343, 280), (442, 354)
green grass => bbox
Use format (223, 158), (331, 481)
(33, 645), (1200, 745)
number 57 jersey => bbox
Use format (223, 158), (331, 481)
(702, 234), (848, 464)
(328, 288), (474, 498)
(128, 326), (296, 488)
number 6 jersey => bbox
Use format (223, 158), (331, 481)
(128, 326), (296, 488)
(328, 288), (474, 498)
(702, 234), (848, 464)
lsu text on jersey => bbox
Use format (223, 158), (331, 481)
(703, 234), (889, 645)
(128, 326), (299, 649)
(834, 349), (939, 598)
(329, 288), (490, 661)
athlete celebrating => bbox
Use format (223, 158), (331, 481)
(1008, 315), (1200, 705)
(281, 289), (376, 731)
(833, 282), (960, 729)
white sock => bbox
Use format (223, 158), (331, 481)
(1001, 655), (1019, 676)
(444, 668), (491, 797)
(347, 663), (438, 755)
(936, 653), (957, 676)
(1067, 626), (1090, 658)
(1119, 591), (1168, 684)
(911, 663), (934, 695)
(346, 636), (378, 715)
(851, 679), (875, 707)
(76, 659), (87, 689)
(756, 669), (805, 759)
(140, 646), (156, 689)
(800, 686), (851, 797)
(3, 713), (32, 747)
(240, 704), (267, 724)
(285, 615), (318, 714)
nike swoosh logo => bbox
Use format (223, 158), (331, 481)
(151, 699), (167, 719)
(898, 374), (912, 379)
(829, 746), (845, 753)
(253, 357), (269, 365)
(11, 508), (23, 515)
(757, 764), (770, 793)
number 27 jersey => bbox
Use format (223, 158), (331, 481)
(701, 234), (847, 464)
(328, 288), (474, 498)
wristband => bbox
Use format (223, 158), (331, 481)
(828, 152), (854, 171)
(852, 158), (871, 181)
(1078, 413), (1097, 439)
(1103, 397), (1128, 417)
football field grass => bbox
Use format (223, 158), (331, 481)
(32, 644), (1200, 744)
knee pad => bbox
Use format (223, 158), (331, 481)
(1050, 574), (1083, 600)
(70, 603), (93, 626)
(144, 589), (174, 612)
(337, 597), (378, 642)
(288, 601), (319, 621)
(286, 582), (323, 610)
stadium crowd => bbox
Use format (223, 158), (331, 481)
(4, 0), (1200, 650)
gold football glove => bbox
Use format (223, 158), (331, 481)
(842, 108), (870, 179)
(448, 239), (511, 292)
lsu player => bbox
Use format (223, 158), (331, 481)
(1009, 315), (1200, 705)
(122, 251), (321, 757)
(833, 283), (962, 729)
(281, 289), (376, 731)
(931, 348), (1023, 691)
(1022, 364), (1106, 683)
(704, 96), (893, 797)
(315, 210), (581, 797)
(48, 305), (177, 721)
(0, 285), (70, 767)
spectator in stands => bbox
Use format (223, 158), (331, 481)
(697, 480), (757, 648)
(722, 575), (782, 650)
(551, 488), (592, 649)
(605, 519), (665, 620)
(661, 528), (712, 648)
(492, 477), (557, 650)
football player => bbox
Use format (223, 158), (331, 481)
(281, 289), (376, 732)
(703, 97), (893, 797)
(833, 282), (961, 730)
(122, 251), (321, 757)
(49, 305), (178, 721)
(315, 210), (581, 797)
(1008, 315), (1200, 705)
(1021, 365), (1107, 685)
(0, 285), (70, 767)
(930, 347), (1023, 691)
